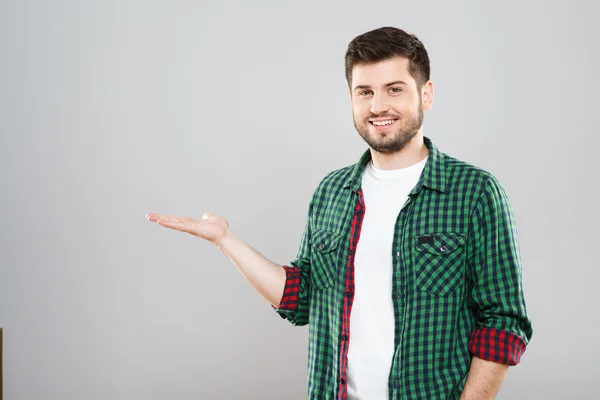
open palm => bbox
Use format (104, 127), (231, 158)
(146, 212), (229, 243)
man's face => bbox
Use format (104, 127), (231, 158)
(350, 57), (429, 154)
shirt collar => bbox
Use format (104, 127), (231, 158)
(343, 136), (447, 194)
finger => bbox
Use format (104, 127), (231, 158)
(156, 219), (189, 233)
(147, 213), (181, 223)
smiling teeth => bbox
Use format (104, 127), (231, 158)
(372, 120), (396, 126)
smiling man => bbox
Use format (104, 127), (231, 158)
(146, 27), (533, 400)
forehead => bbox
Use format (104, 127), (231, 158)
(351, 57), (415, 88)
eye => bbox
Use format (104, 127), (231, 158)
(359, 90), (373, 96)
(389, 87), (403, 94)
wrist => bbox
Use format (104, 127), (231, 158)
(214, 229), (235, 250)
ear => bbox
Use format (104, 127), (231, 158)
(421, 80), (434, 110)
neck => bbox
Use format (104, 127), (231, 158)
(370, 132), (429, 170)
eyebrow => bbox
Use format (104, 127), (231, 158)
(353, 80), (408, 91)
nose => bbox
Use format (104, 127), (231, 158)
(369, 92), (390, 115)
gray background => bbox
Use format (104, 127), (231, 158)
(1, 0), (598, 399)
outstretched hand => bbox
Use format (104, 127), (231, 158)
(146, 212), (230, 244)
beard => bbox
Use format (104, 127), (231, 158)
(353, 102), (424, 154)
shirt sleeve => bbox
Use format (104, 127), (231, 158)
(270, 198), (313, 326)
(466, 176), (533, 365)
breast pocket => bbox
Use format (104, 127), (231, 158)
(309, 229), (343, 290)
(413, 232), (467, 296)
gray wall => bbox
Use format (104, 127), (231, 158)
(1, 0), (598, 399)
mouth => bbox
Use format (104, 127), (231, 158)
(369, 119), (398, 131)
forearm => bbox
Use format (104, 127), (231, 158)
(460, 356), (509, 400)
(216, 231), (287, 307)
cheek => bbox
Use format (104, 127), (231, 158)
(352, 103), (369, 119)
(390, 100), (408, 111)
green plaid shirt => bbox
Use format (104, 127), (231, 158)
(273, 136), (533, 399)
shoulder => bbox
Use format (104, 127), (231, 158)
(322, 164), (356, 187)
(312, 163), (357, 195)
(441, 152), (514, 220)
(442, 152), (505, 195)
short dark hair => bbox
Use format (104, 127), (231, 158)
(344, 27), (430, 90)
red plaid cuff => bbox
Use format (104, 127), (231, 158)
(271, 265), (301, 311)
(468, 326), (527, 366)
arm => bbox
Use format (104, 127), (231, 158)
(270, 201), (314, 326)
(216, 230), (287, 307)
(146, 212), (287, 307)
(464, 176), (533, 391)
(460, 356), (508, 400)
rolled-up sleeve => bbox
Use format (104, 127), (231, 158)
(271, 200), (313, 326)
(466, 176), (533, 365)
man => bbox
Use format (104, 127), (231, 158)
(146, 27), (533, 400)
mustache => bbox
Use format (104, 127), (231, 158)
(366, 113), (401, 120)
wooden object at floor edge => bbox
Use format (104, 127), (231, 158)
(1, 327), (3, 400)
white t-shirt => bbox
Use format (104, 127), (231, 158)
(347, 155), (428, 400)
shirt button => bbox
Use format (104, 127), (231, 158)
(345, 291), (352, 297)
(340, 334), (348, 341)
(440, 246), (447, 252)
(319, 244), (325, 250)
(396, 291), (401, 299)
(339, 378), (346, 384)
